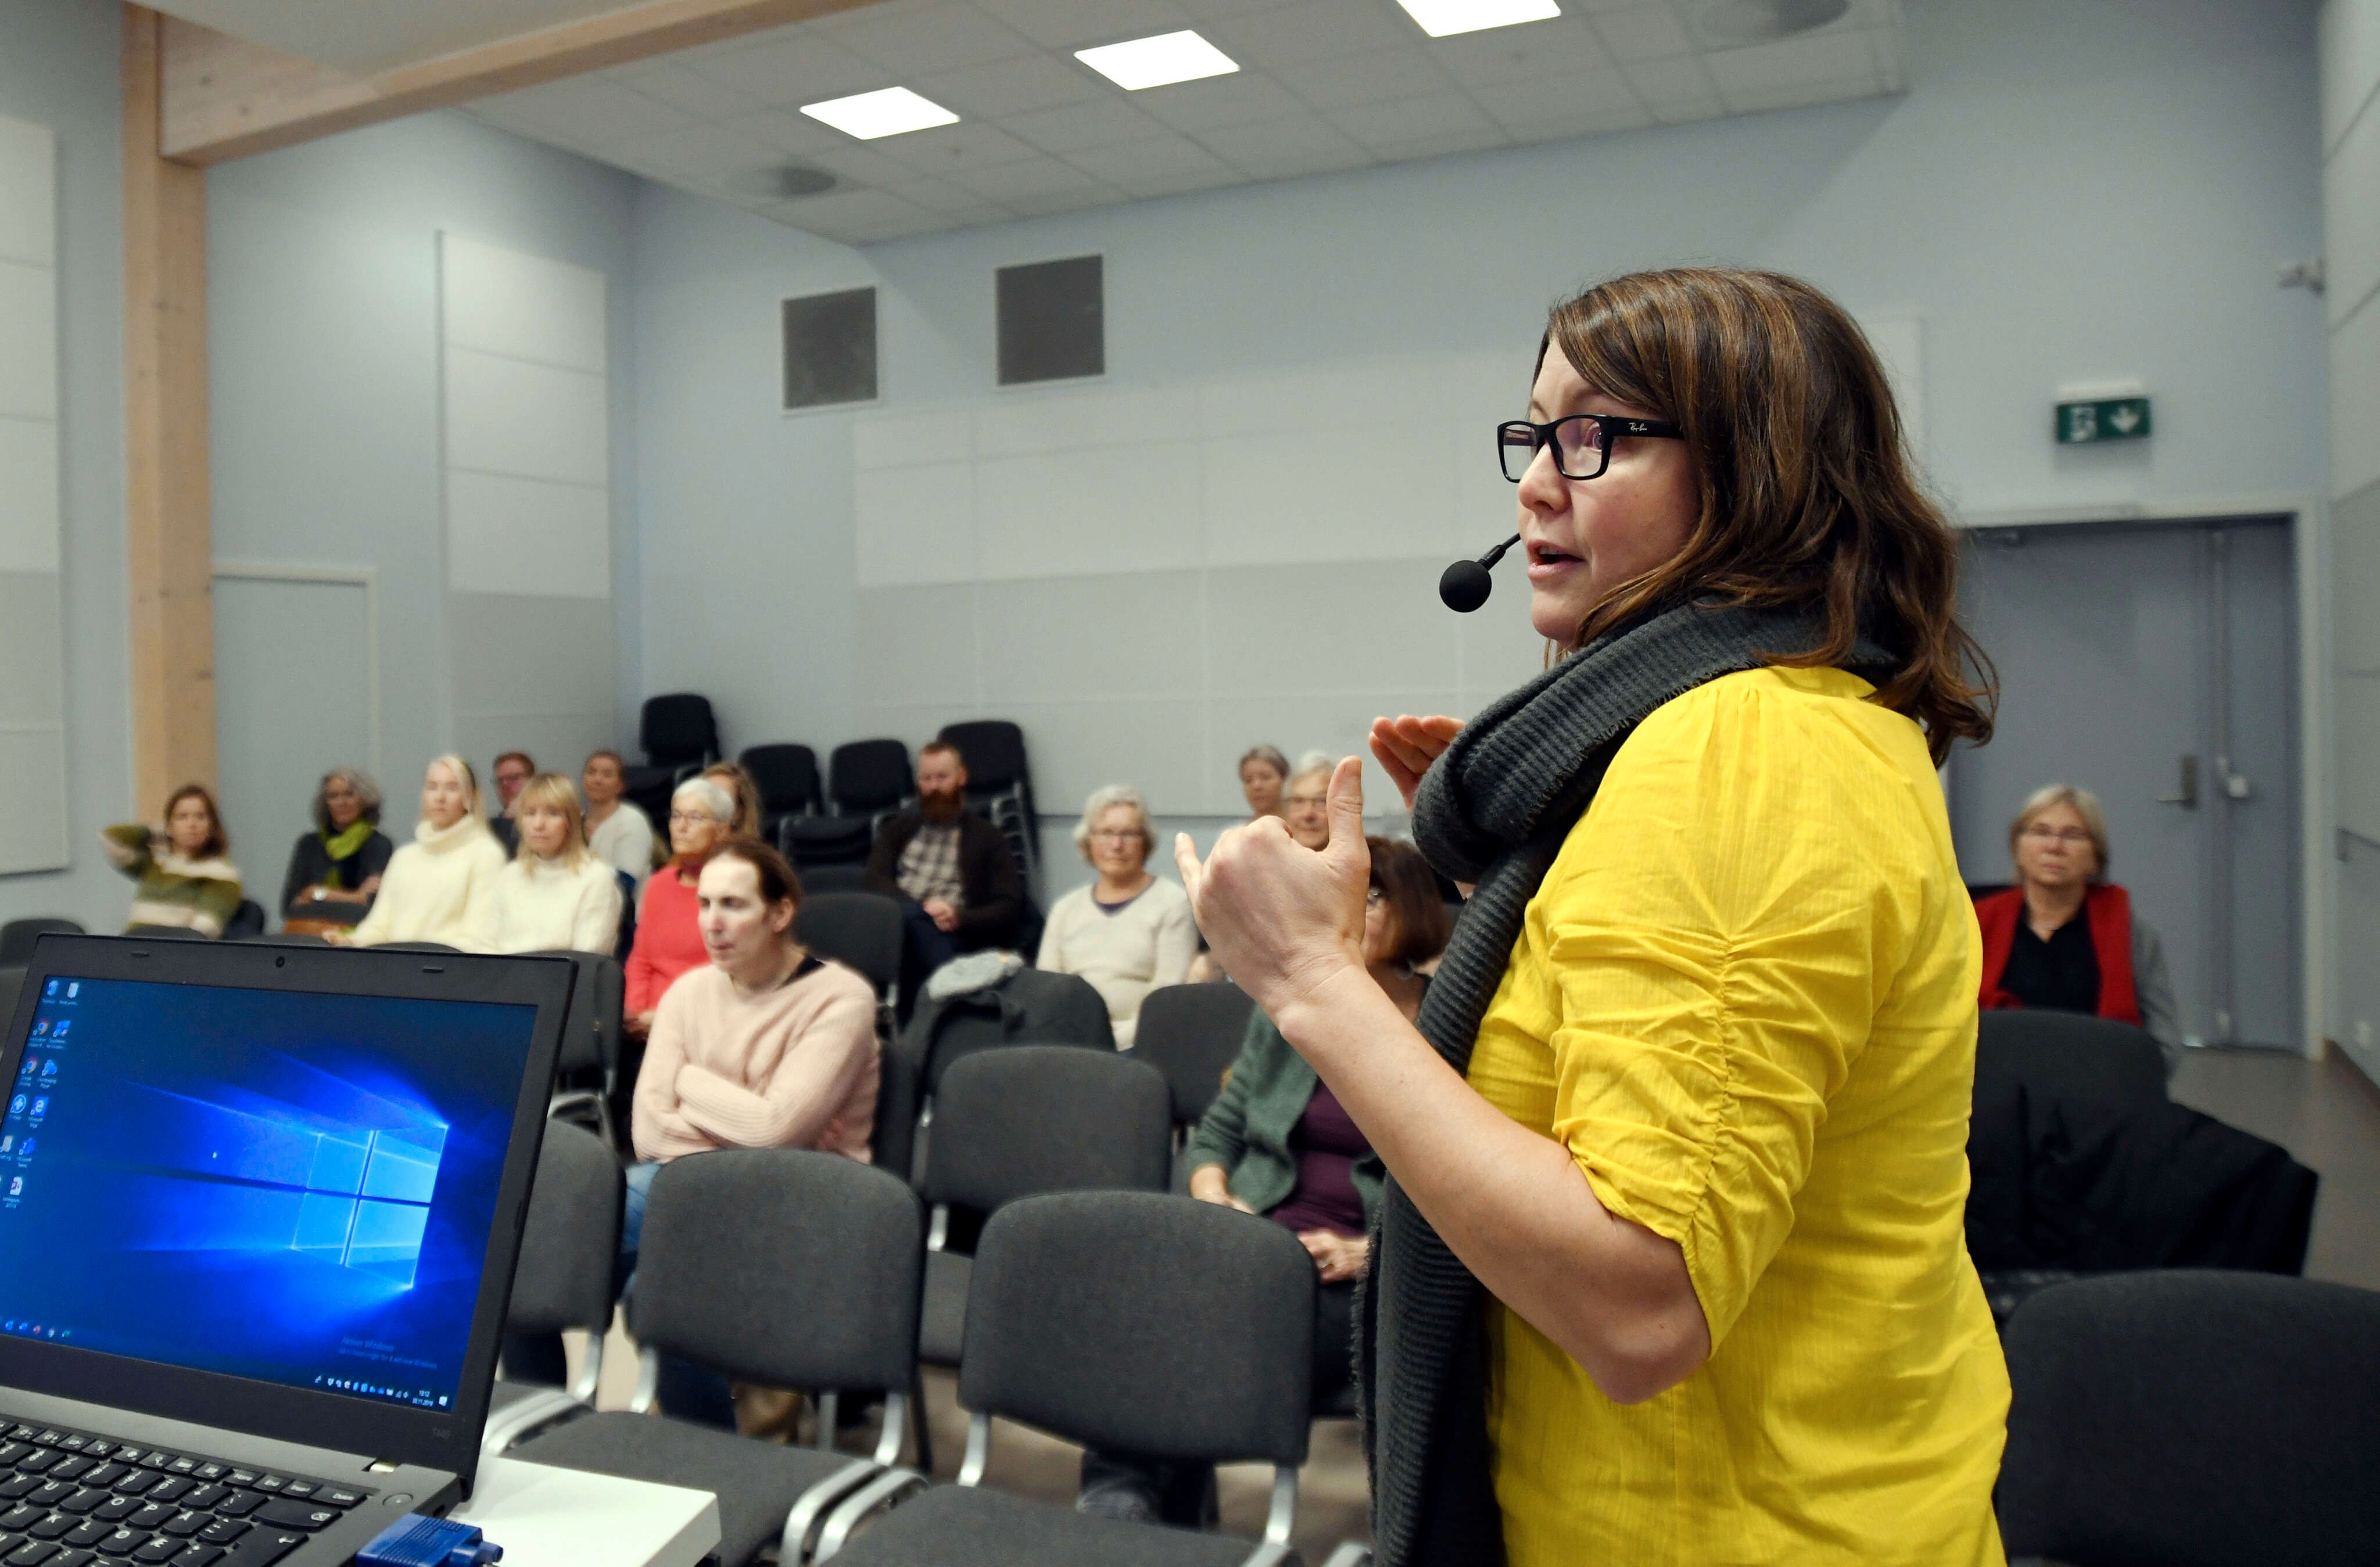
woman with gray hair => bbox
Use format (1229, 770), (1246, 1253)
(1036, 784), (1197, 1048)
(1974, 782), (2181, 1068)
(1283, 750), (1335, 851)
(279, 767), (395, 933)
(625, 775), (737, 1037)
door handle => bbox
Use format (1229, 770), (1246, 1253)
(2156, 754), (2199, 809)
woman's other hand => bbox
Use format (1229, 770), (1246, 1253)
(1369, 715), (1463, 813)
(626, 1009), (657, 1039)
(1188, 1164), (1254, 1213)
(1175, 756), (1368, 1020)
(1300, 1229), (1370, 1283)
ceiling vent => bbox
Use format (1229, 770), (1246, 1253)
(1689, 0), (1852, 46)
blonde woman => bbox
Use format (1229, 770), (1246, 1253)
(345, 755), (507, 949)
(482, 773), (625, 954)
(1036, 786), (1196, 1048)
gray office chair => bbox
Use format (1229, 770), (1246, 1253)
(1133, 984), (1257, 1130)
(797, 893), (903, 1021)
(1976, 1009), (2171, 1105)
(514, 1149), (925, 1567)
(1997, 1271), (2380, 1566)
(822, 1191), (1316, 1566)
(482, 1121), (622, 1457)
(526, 949), (624, 1150)
(0, 919), (81, 968)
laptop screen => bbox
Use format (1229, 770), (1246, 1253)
(0, 973), (538, 1417)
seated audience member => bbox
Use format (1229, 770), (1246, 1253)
(1239, 745), (1289, 823)
(703, 760), (766, 841)
(281, 767), (394, 931)
(344, 755), (507, 949)
(866, 740), (1025, 972)
(1037, 786), (1196, 1048)
(1976, 782), (2182, 1067)
(624, 777), (734, 1036)
(626, 838), (880, 1425)
(482, 773), (624, 954)
(1282, 751), (1335, 851)
(102, 785), (241, 938)
(488, 750), (535, 854)
(583, 748), (657, 884)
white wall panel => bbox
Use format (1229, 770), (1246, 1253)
(977, 572), (1203, 701)
(1457, 590), (1555, 712)
(2330, 291), (2380, 501)
(856, 460), (975, 585)
(858, 582), (978, 707)
(0, 259), (56, 421)
(0, 114), (51, 268)
(855, 408), (959, 470)
(973, 385), (1197, 457)
(0, 726), (67, 874)
(443, 346), (608, 484)
(0, 414), (58, 572)
(974, 440), (1201, 578)
(1202, 424), (1453, 566)
(1003, 696), (1208, 816)
(2339, 675), (2380, 841)
(2325, 91), (2380, 327)
(2322, 0), (2380, 154)
(444, 469), (611, 598)
(0, 572), (62, 726)
(1208, 561), (1455, 697)
(440, 231), (606, 372)
(1861, 315), (1926, 454)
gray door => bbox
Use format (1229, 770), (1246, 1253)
(1949, 519), (2299, 1048)
(213, 575), (375, 930)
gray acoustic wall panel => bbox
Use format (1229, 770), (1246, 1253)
(996, 255), (1102, 386)
(0, 110), (64, 875)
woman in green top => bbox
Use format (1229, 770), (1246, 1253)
(102, 784), (242, 938)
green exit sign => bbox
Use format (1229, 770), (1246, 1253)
(2056, 396), (2152, 444)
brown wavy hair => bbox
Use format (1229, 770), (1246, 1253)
(1543, 267), (1994, 761)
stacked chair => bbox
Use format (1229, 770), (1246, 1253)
(0, 918), (81, 967)
(783, 740), (912, 875)
(742, 744), (826, 845)
(622, 693), (721, 825)
(937, 720), (1038, 881)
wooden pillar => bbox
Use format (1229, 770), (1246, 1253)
(121, 3), (215, 809)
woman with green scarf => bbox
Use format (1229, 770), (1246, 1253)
(279, 767), (395, 933)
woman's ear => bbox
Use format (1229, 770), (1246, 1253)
(772, 899), (798, 937)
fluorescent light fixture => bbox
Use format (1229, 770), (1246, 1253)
(1074, 30), (1240, 91)
(800, 85), (959, 140)
(1397, 0), (1564, 39)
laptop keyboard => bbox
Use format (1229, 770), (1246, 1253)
(0, 1419), (372, 1567)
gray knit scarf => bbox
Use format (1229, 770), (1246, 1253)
(1359, 599), (1886, 1566)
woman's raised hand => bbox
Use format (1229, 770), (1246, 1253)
(1175, 755), (1370, 1020)
(1369, 714), (1464, 813)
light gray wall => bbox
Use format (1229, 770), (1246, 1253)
(630, 0), (2327, 906)
(2322, 0), (2380, 1076)
(208, 110), (644, 841)
(0, 0), (129, 934)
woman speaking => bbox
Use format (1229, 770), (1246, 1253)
(1176, 269), (2008, 1566)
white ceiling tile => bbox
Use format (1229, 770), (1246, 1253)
(1172, 0), (1302, 17)
(1193, 111), (1372, 175)
(607, 59), (764, 117)
(1481, 70), (1651, 141)
(791, 139), (924, 189)
(1206, 0), (1415, 70)
(723, 107), (852, 157)
(1431, 17), (1616, 87)
(843, 207), (967, 243)
(612, 121), (789, 182)
(1133, 70), (1307, 132)
(974, 0), (1194, 49)
(1003, 96), (1173, 152)
(1712, 74), (1884, 115)
(471, 76), (693, 148)
(888, 175), (1019, 219)
(770, 187), (931, 231)
(1589, 3), (1693, 63)
(919, 52), (1112, 118)
(1625, 56), (1723, 121)
(825, 1), (1040, 74)
(942, 152), (1120, 204)
(1702, 30), (1877, 94)
(873, 119), (1043, 174)
(1266, 45), (1448, 110)
(1004, 184), (1131, 216)
(1063, 133), (1232, 192)
(681, 33), (895, 107)
(1328, 91), (1505, 156)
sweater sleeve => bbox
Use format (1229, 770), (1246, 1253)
(2131, 916), (2183, 1073)
(673, 982), (879, 1151)
(101, 824), (154, 882)
(1150, 889), (1198, 989)
(192, 872), (243, 939)
(1035, 892), (1075, 971)
(631, 990), (711, 1162)
(1184, 1009), (1270, 1182)
(574, 867), (624, 954)
(346, 847), (406, 946)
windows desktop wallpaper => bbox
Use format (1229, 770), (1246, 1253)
(0, 977), (536, 1410)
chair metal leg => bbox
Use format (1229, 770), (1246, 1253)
(908, 1372), (934, 1474)
(627, 1346), (661, 1415)
(814, 1392), (838, 1450)
(781, 1458), (881, 1565)
(956, 1411), (992, 1487)
(567, 1333), (604, 1405)
(477, 1387), (585, 1459)
(812, 1467), (929, 1560)
(1317, 1545), (1372, 1567)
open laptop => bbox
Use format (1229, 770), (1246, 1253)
(0, 933), (571, 1567)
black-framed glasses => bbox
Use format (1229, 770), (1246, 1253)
(1497, 414), (1685, 482)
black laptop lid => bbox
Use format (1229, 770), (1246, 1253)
(0, 935), (569, 1487)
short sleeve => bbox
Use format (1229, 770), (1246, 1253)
(1537, 675), (1916, 1344)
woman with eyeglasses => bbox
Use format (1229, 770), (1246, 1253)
(1175, 270), (2008, 1567)
(1034, 786), (1196, 1049)
(1974, 783), (2179, 1069)
(623, 777), (736, 1038)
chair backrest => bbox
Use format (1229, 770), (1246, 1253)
(798, 862), (874, 895)
(924, 1046), (1171, 1215)
(795, 892), (902, 1003)
(740, 743), (823, 821)
(936, 720), (1026, 794)
(780, 814), (875, 870)
(224, 900), (266, 941)
(1133, 984), (1257, 1127)
(829, 738), (913, 815)
(640, 693), (718, 768)
(632, 1148), (924, 1394)
(1998, 1271), (2380, 1565)
(907, 967), (1116, 1096)
(1975, 1010), (2169, 1111)
(962, 1191), (1314, 1466)
(508, 1121), (622, 1335)
(524, 949), (622, 1078)
(0, 919), (83, 969)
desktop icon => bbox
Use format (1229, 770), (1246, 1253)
(31, 1020), (46, 1036)
(7, 1096), (22, 1117)
(6, 1177), (20, 1197)
(1, 1136), (12, 1153)
(41, 981), (55, 998)
(19, 1140), (33, 1158)
(49, 1022), (66, 1039)
(40, 1060), (55, 1078)
(64, 984), (76, 999)
(28, 1098), (46, 1118)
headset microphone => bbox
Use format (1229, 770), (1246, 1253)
(1439, 534), (1521, 613)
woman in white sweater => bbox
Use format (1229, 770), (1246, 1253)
(344, 755), (508, 949)
(483, 773), (624, 954)
(1037, 784), (1197, 1048)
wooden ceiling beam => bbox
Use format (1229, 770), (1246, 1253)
(159, 0), (888, 166)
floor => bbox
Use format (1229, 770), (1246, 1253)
(553, 1044), (2380, 1560)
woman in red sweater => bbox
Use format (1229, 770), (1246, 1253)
(624, 776), (735, 1035)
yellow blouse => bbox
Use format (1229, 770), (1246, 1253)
(1465, 665), (2008, 1567)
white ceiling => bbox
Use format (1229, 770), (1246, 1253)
(146, 0), (655, 75)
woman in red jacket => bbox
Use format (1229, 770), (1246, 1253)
(624, 776), (735, 1037)
(1973, 783), (2180, 1070)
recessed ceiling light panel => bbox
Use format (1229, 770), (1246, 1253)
(1397, 0), (1564, 39)
(800, 85), (959, 140)
(1074, 30), (1241, 91)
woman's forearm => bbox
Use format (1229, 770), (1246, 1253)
(1275, 963), (1710, 1403)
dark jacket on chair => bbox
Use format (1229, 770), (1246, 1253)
(865, 808), (1024, 951)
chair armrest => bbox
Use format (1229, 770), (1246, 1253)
(812, 1467), (929, 1559)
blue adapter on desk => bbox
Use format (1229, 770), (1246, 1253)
(356, 1514), (504, 1567)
